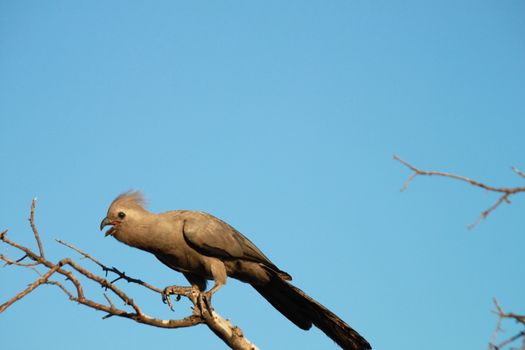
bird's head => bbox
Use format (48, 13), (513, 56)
(100, 191), (148, 237)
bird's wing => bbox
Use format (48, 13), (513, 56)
(182, 212), (285, 272)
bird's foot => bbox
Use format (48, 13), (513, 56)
(203, 291), (213, 310)
(196, 291), (214, 314)
(161, 285), (194, 311)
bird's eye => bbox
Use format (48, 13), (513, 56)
(118, 212), (126, 219)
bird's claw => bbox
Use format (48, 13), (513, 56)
(162, 287), (175, 311)
(161, 285), (195, 311)
(162, 286), (183, 311)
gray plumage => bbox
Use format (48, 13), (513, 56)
(100, 191), (371, 350)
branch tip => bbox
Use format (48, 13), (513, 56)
(394, 156), (525, 229)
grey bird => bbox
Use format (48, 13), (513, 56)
(100, 191), (371, 350)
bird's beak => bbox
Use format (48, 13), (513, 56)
(100, 217), (111, 231)
(100, 217), (116, 237)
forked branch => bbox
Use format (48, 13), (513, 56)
(394, 156), (525, 349)
(0, 199), (258, 350)
(489, 299), (525, 350)
(394, 155), (525, 229)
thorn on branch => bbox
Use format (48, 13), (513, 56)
(57, 239), (158, 292)
(1, 254), (40, 269)
(15, 254), (28, 263)
(110, 276), (124, 284)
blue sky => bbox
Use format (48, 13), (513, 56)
(1, 1), (524, 349)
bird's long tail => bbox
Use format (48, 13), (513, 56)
(252, 274), (371, 350)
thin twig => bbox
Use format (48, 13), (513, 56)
(1, 254), (40, 268)
(496, 331), (525, 349)
(45, 280), (75, 300)
(56, 239), (163, 294)
(490, 299), (525, 350)
(466, 194), (511, 230)
(29, 198), (45, 258)
(0, 263), (61, 313)
(512, 167), (525, 180)
(103, 292), (116, 309)
(394, 155), (525, 229)
(491, 298), (506, 350)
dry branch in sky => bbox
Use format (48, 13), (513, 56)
(394, 155), (525, 229)
(395, 155), (525, 350)
(490, 299), (525, 350)
(0, 199), (258, 350)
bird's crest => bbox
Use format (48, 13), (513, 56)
(111, 190), (147, 209)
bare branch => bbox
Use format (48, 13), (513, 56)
(466, 194), (511, 230)
(1, 254), (40, 269)
(0, 263), (61, 313)
(45, 280), (75, 300)
(204, 305), (259, 350)
(494, 300), (525, 326)
(394, 157), (525, 349)
(394, 155), (525, 229)
(512, 166), (525, 180)
(489, 299), (525, 350)
(0, 200), (258, 350)
(29, 198), (45, 258)
(56, 239), (162, 294)
(103, 292), (116, 309)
